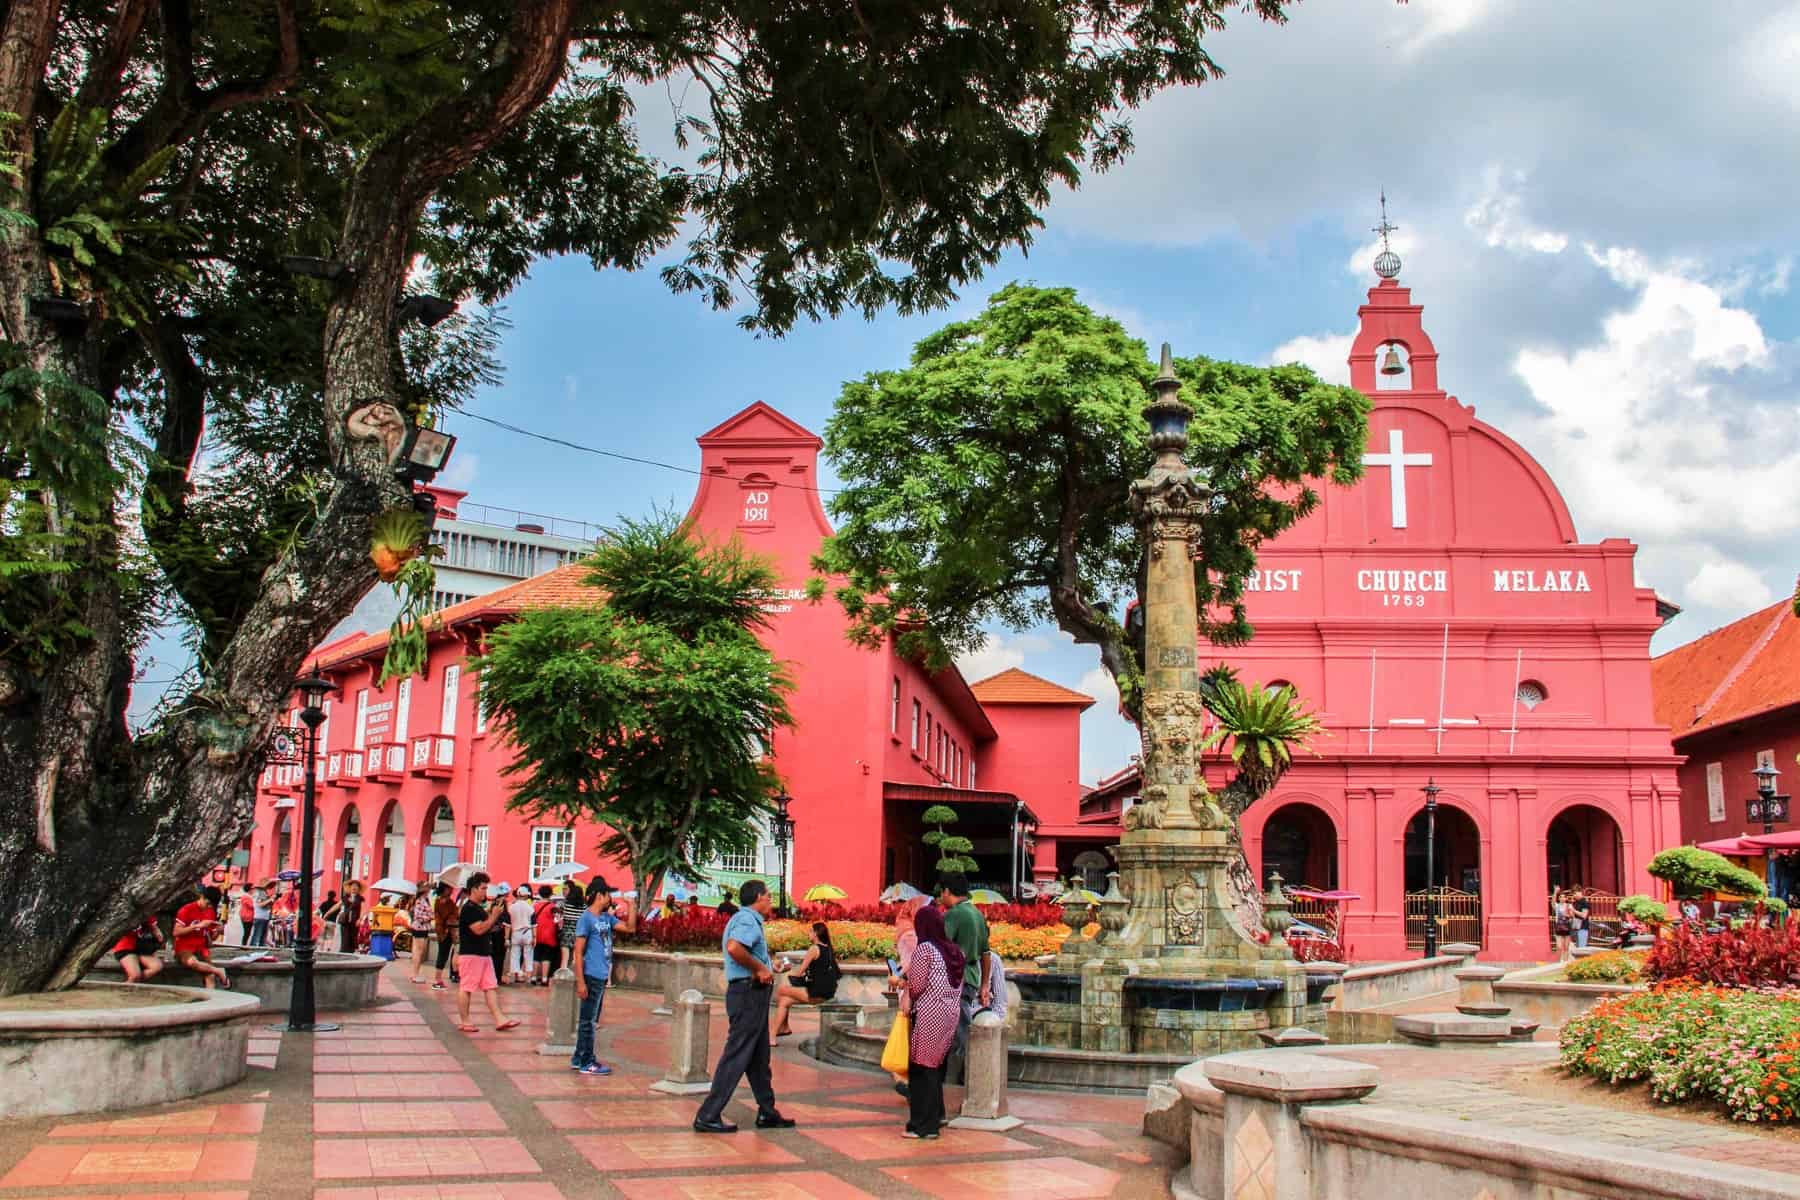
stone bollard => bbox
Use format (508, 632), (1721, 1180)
(538, 966), (577, 1055)
(653, 952), (691, 1017)
(649, 989), (714, 1095)
(1439, 941), (1481, 963)
(1199, 1050), (1378, 1200)
(1454, 965), (1510, 1016)
(948, 1010), (1022, 1131)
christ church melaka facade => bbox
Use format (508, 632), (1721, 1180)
(1208, 266), (1683, 961)
(246, 403), (1100, 906)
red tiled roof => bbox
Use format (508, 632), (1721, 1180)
(1652, 599), (1800, 740)
(313, 562), (597, 670)
(968, 667), (1096, 709)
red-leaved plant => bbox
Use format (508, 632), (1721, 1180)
(1645, 910), (1800, 989)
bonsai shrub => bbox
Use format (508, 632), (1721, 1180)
(1566, 950), (1646, 983)
(1617, 894), (1669, 927)
(1646, 847), (1767, 900)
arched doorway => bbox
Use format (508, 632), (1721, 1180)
(1259, 802), (1338, 890)
(1546, 804), (1624, 895)
(1071, 850), (1111, 893)
(1404, 803), (1482, 947)
(375, 802), (406, 880)
(337, 806), (362, 884)
(422, 797), (458, 876)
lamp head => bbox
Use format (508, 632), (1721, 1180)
(774, 792), (792, 822)
(294, 669), (334, 726)
(1422, 778), (1441, 803)
(396, 426), (456, 483)
(1754, 762), (1780, 798)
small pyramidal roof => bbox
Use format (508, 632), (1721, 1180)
(969, 667), (1096, 709)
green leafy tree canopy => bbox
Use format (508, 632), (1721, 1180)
(1647, 847), (1767, 901)
(812, 283), (1369, 722)
(921, 803), (977, 878)
(474, 514), (793, 902)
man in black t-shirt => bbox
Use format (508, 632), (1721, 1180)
(455, 873), (517, 1033)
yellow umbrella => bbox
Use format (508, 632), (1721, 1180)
(803, 883), (848, 903)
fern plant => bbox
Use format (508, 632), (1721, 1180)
(1201, 679), (1321, 801)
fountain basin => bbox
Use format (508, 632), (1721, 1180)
(1011, 972), (1082, 1006)
(1124, 976), (1286, 1013)
(86, 946), (386, 1013)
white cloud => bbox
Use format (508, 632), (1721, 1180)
(440, 449), (481, 491)
(1684, 560), (1776, 610)
(955, 633), (1027, 684)
(1269, 331), (1352, 384)
(1464, 169), (1570, 255)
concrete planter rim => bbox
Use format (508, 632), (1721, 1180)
(0, 982), (261, 1036)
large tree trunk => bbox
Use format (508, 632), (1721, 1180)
(0, 1), (576, 997)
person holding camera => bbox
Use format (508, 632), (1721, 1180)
(570, 881), (637, 1075)
(454, 873), (518, 1033)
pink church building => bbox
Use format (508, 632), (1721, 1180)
(1213, 262), (1683, 960)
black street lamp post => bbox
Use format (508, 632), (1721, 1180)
(274, 669), (340, 1033)
(773, 793), (795, 916)
(1749, 763), (1790, 894)
(1422, 778), (1441, 959)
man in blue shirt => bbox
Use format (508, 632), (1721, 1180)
(694, 879), (795, 1133)
(571, 881), (636, 1075)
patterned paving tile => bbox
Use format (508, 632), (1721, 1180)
(311, 1102), (505, 1134)
(881, 1156), (1122, 1199)
(24, 1193), (248, 1200)
(0, 1142), (257, 1187)
(1027, 1125), (1121, 1149)
(611, 1171), (879, 1199)
(310, 1038), (446, 1055)
(505, 1071), (651, 1097)
(312, 1137), (539, 1179)
(314, 1186), (564, 1200)
(534, 1099), (701, 1129)
(482, 1052), (576, 1072)
(48, 1104), (265, 1138)
(799, 1127), (1034, 1163)
(314, 1055), (465, 1073)
(313, 1074), (481, 1099)
(566, 1131), (803, 1172)
(727, 1099), (895, 1127)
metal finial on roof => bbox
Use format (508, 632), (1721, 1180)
(1373, 190), (1403, 279)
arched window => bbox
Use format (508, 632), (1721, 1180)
(1516, 680), (1548, 710)
(1266, 679), (1293, 693)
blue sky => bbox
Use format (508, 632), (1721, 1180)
(138, 1), (1800, 782)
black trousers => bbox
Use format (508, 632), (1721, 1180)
(696, 979), (776, 1123)
(435, 936), (454, 971)
(907, 1059), (946, 1134)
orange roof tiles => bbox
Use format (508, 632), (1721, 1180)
(1652, 599), (1800, 741)
(313, 562), (596, 670)
(968, 667), (1096, 709)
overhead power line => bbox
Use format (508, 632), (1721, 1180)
(454, 410), (844, 496)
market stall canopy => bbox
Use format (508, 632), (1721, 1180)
(1696, 836), (1768, 856)
(1744, 831), (1800, 851)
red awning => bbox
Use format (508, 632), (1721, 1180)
(1697, 836), (1767, 856)
(1745, 831), (1800, 851)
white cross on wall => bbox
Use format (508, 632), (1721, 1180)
(1362, 428), (1432, 529)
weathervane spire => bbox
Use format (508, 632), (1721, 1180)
(1372, 190), (1403, 280)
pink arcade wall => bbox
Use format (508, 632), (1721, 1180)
(1212, 272), (1682, 961)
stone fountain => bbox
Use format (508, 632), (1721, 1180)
(1014, 346), (1340, 1062)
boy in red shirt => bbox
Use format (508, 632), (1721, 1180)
(111, 911), (164, 982)
(174, 886), (231, 989)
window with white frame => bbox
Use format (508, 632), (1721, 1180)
(440, 664), (460, 736)
(475, 673), (488, 733)
(394, 677), (413, 743)
(923, 711), (932, 757)
(715, 844), (760, 872)
(353, 688), (370, 749)
(891, 677), (900, 734)
(968, 760), (976, 790)
(911, 699), (920, 750)
(529, 827), (575, 879)
(471, 825), (489, 866)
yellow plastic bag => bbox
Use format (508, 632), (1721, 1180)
(880, 1012), (911, 1077)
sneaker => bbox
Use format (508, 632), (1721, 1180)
(901, 1130), (922, 1140)
(579, 1062), (612, 1076)
(569, 1062), (586, 1072)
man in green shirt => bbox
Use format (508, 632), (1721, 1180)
(937, 871), (991, 1077)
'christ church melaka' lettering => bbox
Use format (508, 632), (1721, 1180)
(1492, 568), (1591, 594)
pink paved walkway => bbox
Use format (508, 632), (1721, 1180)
(0, 965), (1178, 1199)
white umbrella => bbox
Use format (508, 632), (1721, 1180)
(880, 882), (925, 903)
(371, 877), (417, 896)
(538, 861), (587, 882)
(435, 862), (480, 887)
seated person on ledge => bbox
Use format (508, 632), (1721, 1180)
(770, 921), (839, 1045)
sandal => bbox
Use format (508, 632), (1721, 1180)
(496, 1019), (520, 1031)
(457, 1023), (478, 1032)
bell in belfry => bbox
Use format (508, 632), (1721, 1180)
(1380, 344), (1406, 376)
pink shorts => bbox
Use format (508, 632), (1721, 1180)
(458, 954), (498, 992)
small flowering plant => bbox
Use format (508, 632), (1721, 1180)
(1561, 982), (1800, 1122)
